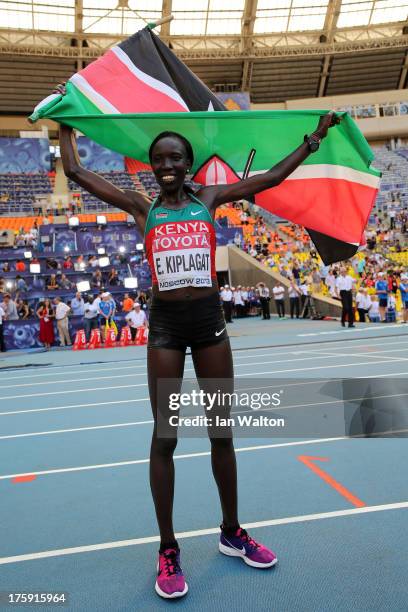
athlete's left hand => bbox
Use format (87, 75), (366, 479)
(314, 111), (339, 139)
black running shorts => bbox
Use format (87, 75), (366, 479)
(148, 292), (228, 351)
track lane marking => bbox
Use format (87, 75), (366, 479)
(0, 501), (406, 565)
(2, 358), (407, 400)
(2, 392), (407, 441)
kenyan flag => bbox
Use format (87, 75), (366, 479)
(29, 27), (380, 264)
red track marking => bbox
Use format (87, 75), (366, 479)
(11, 475), (37, 484)
(298, 455), (366, 508)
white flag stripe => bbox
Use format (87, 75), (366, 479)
(247, 164), (380, 190)
(70, 74), (120, 114)
(111, 46), (189, 112)
(32, 93), (60, 114)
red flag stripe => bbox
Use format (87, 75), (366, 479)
(78, 48), (188, 114)
(255, 178), (377, 246)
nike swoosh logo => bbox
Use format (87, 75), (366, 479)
(224, 537), (245, 553)
(215, 327), (226, 336)
(191, 210), (203, 216)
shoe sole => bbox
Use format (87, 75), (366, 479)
(219, 542), (278, 568)
(155, 581), (188, 599)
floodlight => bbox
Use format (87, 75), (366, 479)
(124, 277), (138, 289)
(69, 216), (79, 227)
(77, 280), (91, 292)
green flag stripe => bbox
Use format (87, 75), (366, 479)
(40, 109), (379, 177)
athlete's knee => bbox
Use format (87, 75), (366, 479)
(151, 435), (178, 457)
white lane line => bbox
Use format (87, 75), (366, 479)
(3, 335), (408, 381)
(2, 357), (407, 401)
(0, 501), (406, 565)
(298, 324), (404, 337)
(2, 392), (407, 441)
(0, 363), (148, 382)
(0, 383), (146, 401)
(305, 349), (408, 363)
(236, 358), (408, 377)
(0, 436), (348, 481)
(0, 353), (374, 390)
(0, 419), (155, 440)
(1, 373), (406, 419)
(0, 399), (146, 417)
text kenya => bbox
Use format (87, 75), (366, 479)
(153, 221), (210, 236)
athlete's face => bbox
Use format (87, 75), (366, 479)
(150, 137), (190, 193)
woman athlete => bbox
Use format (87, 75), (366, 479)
(57, 86), (336, 598)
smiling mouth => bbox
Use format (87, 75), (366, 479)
(160, 175), (177, 183)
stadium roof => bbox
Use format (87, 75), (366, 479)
(0, 1), (407, 113)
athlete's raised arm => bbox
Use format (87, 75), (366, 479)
(197, 112), (338, 210)
(56, 85), (150, 233)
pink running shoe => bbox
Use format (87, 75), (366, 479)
(155, 548), (188, 599)
(219, 527), (277, 568)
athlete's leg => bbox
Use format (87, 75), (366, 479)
(191, 340), (238, 530)
(148, 347), (186, 546)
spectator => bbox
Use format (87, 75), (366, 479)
(47, 274), (58, 290)
(15, 275), (28, 292)
(1, 294), (18, 321)
(58, 274), (73, 291)
(46, 257), (59, 270)
(138, 291), (148, 310)
(356, 288), (371, 323)
(92, 269), (104, 289)
(122, 293), (134, 312)
(63, 256), (74, 270)
(2, 262), (10, 273)
(70, 292), (85, 316)
(17, 299), (31, 320)
(272, 281), (286, 318)
(15, 259), (26, 272)
(311, 268), (322, 293)
(98, 292), (116, 342)
(335, 267), (355, 328)
(83, 295), (99, 341)
(233, 286), (245, 318)
(325, 269), (337, 298)
(248, 286), (259, 316)
(399, 274), (408, 324)
(107, 268), (120, 286)
(37, 298), (55, 349)
(74, 255), (86, 271)
(257, 282), (270, 320)
(88, 255), (98, 268)
(54, 297), (72, 347)
(368, 296), (381, 323)
(125, 302), (149, 341)
(220, 284), (233, 323)
(0, 302), (5, 352)
(375, 272), (388, 322)
(288, 278), (301, 319)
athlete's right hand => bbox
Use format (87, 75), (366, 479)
(53, 82), (67, 95)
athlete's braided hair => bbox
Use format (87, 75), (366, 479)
(149, 131), (194, 167)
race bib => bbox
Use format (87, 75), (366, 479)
(150, 220), (213, 292)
